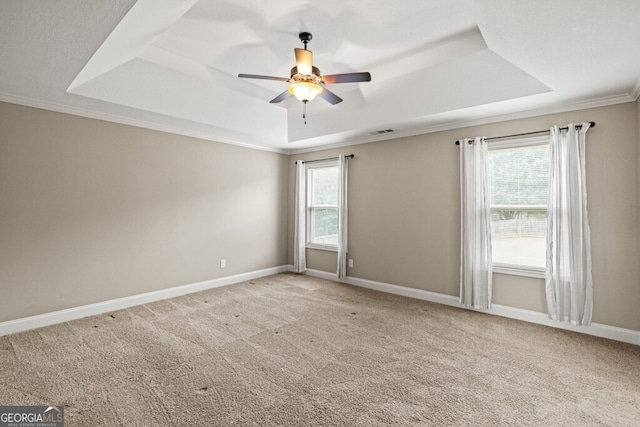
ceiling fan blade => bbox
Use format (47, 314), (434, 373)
(269, 90), (291, 103)
(318, 87), (343, 105)
(238, 74), (289, 82)
(322, 72), (371, 84)
(295, 48), (313, 75)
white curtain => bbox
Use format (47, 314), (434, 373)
(337, 154), (349, 281)
(459, 137), (492, 309)
(293, 160), (307, 273)
(546, 123), (593, 325)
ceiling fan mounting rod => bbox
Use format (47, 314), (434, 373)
(299, 32), (312, 50)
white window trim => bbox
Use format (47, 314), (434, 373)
(306, 243), (339, 252)
(306, 160), (339, 252)
(489, 135), (549, 278)
(493, 263), (546, 279)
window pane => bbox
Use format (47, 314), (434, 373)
(310, 167), (338, 205)
(491, 210), (546, 268)
(489, 143), (549, 271)
(310, 208), (338, 245)
(489, 145), (549, 206)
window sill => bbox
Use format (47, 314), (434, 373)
(493, 264), (545, 279)
(306, 244), (338, 253)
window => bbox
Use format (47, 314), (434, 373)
(488, 137), (549, 277)
(306, 161), (339, 250)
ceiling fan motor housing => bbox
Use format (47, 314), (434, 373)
(290, 66), (322, 84)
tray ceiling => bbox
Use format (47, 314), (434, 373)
(1, 0), (639, 152)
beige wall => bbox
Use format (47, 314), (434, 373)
(638, 96), (640, 260)
(288, 102), (640, 331)
(2, 99), (638, 331)
(0, 102), (289, 322)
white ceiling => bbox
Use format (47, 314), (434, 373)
(1, 0), (639, 153)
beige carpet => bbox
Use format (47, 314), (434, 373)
(1, 273), (639, 426)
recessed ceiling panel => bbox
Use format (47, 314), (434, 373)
(72, 58), (287, 143)
(287, 48), (552, 142)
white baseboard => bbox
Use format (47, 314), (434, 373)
(0, 265), (289, 337)
(5, 265), (638, 346)
(299, 267), (640, 346)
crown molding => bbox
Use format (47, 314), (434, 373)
(0, 92), (288, 155)
(287, 92), (636, 155)
(1, 90), (634, 157)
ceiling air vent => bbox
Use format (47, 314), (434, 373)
(371, 129), (395, 135)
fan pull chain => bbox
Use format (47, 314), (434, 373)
(303, 100), (307, 124)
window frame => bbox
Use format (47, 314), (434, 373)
(305, 159), (339, 252)
(488, 135), (549, 279)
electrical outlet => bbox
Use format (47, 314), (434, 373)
(348, 259), (354, 268)
(220, 259), (226, 269)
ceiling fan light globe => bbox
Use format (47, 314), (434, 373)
(288, 82), (323, 102)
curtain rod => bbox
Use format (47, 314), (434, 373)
(454, 121), (595, 145)
(295, 154), (354, 164)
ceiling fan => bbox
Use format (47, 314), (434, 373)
(238, 32), (371, 123)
